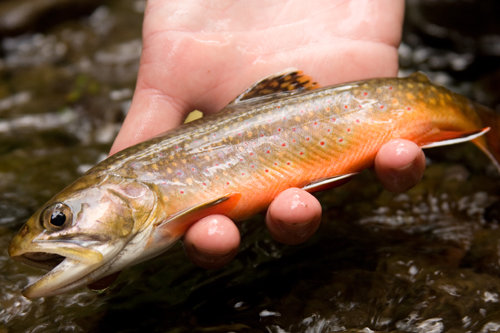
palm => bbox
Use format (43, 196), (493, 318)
(111, 0), (404, 153)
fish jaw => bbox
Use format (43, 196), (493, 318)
(9, 233), (126, 298)
(8, 177), (159, 298)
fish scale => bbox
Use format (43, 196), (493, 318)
(9, 70), (500, 298)
(92, 74), (484, 220)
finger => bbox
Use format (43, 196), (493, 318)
(109, 82), (189, 155)
(183, 214), (240, 269)
(374, 139), (426, 193)
(265, 188), (322, 245)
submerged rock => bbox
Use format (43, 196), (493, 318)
(0, 0), (103, 37)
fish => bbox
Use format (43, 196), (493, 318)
(8, 69), (500, 298)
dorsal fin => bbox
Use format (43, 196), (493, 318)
(408, 71), (430, 83)
(230, 68), (320, 105)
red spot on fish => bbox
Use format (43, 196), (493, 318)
(177, 172), (182, 175)
(228, 163), (231, 166)
(175, 146), (179, 149)
(389, 86), (393, 90)
(192, 168), (195, 171)
(287, 162), (291, 165)
(261, 134), (264, 137)
(180, 191), (184, 194)
(163, 182), (166, 185)
(356, 119), (360, 123)
(242, 173), (245, 176)
(292, 139), (296, 143)
(363, 92), (368, 96)
(282, 143), (286, 147)
(277, 106), (280, 109)
(250, 153), (254, 156)
(278, 128), (281, 131)
(306, 137), (310, 141)
(240, 158), (243, 161)
(407, 107), (412, 110)
(227, 182), (230, 185)
(274, 162), (277, 165)
(339, 138), (343, 142)
(266, 150), (270, 154)
(215, 164), (219, 166)
(238, 133), (241, 136)
(380, 105), (384, 109)
(159, 153), (163, 156)
(293, 127), (296, 131)
(344, 105), (348, 109)
(251, 165), (255, 168)
(314, 122), (317, 125)
(320, 141), (325, 146)
(265, 169), (269, 172)
(203, 183), (206, 186)
(316, 106), (319, 109)
(332, 118), (336, 122)
(301, 110), (304, 113)
(359, 105), (362, 108)
(327, 129), (331, 132)
(213, 134), (216, 137)
(347, 128), (351, 132)
(300, 152), (304, 155)
(327, 100), (331, 103)
(283, 117), (286, 120)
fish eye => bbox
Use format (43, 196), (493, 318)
(40, 203), (72, 230)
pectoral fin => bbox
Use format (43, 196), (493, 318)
(87, 271), (121, 293)
(155, 193), (242, 239)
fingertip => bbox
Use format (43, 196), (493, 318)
(375, 139), (426, 193)
(184, 214), (240, 269)
(266, 188), (322, 245)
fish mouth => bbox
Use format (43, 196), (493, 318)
(10, 244), (105, 298)
(16, 252), (66, 271)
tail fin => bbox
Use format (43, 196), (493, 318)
(472, 103), (500, 172)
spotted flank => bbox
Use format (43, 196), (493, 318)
(9, 70), (500, 298)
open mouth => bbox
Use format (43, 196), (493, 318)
(20, 252), (67, 271)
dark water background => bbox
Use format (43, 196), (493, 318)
(1, 0), (500, 332)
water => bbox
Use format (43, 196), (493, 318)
(2, 0), (500, 332)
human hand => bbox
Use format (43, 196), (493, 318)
(110, 0), (417, 269)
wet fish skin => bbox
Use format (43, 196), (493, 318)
(8, 70), (500, 298)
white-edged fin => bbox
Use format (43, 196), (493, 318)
(421, 127), (490, 149)
(302, 173), (359, 191)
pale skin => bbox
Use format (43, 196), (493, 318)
(110, 0), (425, 269)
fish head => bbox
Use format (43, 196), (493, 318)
(9, 175), (157, 298)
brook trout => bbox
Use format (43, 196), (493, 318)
(9, 70), (500, 298)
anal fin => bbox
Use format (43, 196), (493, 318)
(302, 173), (358, 192)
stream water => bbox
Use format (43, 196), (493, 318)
(1, 1), (500, 332)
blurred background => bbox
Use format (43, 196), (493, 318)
(1, 0), (500, 332)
